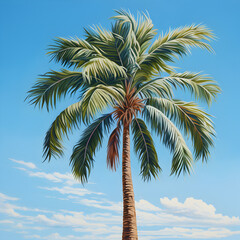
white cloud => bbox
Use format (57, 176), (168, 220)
(160, 197), (216, 216)
(0, 192), (18, 201)
(25, 211), (107, 230)
(136, 199), (161, 212)
(75, 198), (161, 213)
(40, 186), (103, 197)
(24, 234), (41, 239)
(23, 227), (240, 240)
(14, 165), (86, 186)
(74, 226), (121, 235)
(9, 158), (37, 169)
(159, 197), (240, 226)
(0, 192), (53, 220)
(0, 220), (14, 224)
(77, 198), (122, 212)
(1, 190), (240, 239)
(24, 232), (121, 240)
(139, 227), (240, 239)
(16, 168), (63, 182)
(4, 158), (240, 239)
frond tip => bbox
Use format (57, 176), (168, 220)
(70, 114), (113, 183)
(146, 98), (215, 162)
(132, 118), (161, 181)
(26, 70), (84, 110)
(43, 101), (82, 161)
(164, 72), (221, 105)
(143, 105), (193, 176)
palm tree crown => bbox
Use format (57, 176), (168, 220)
(27, 9), (220, 239)
(27, 9), (220, 182)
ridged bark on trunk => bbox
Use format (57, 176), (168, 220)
(122, 123), (138, 239)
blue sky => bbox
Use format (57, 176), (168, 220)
(0, 0), (240, 239)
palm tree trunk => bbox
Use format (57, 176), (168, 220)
(122, 123), (138, 239)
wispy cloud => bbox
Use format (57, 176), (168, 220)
(1, 190), (240, 239)
(0, 192), (18, 201)
(0, 220), (14, 224)
(23, 228), (240, 240)
(11, 159), (87, 186)
(40, 186), (103, 197)
(9, 158), (37, 169)
(2, 158), (240, 239)
(139, 227), (240, 239)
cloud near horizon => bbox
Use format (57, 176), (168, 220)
(1, 159), (239, 240)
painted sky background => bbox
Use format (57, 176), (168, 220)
(0, 0), (240, 239)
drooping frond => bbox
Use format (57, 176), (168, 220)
(107, 125), (121, 171)
(81, 57), (127, 83)
(134, 78), (173, 99)
(132, 118), (161, 181)
(163, 72), (221, 105)
(147, 98), (215, 161)
(139, 24), (214, 76)
(43, 101), (82, 160)
(81, 84), (124, 123)
(26, 70), (84, 110)
(48, 37), (101, 68)
(70, 114), (113, 183)
(143, 105), (193, 176)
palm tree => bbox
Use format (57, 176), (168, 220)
(27, 10), (220, 239)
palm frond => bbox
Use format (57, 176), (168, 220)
(48, 37), (102, 68)
(107, 125), (121, 171)
(81, 57), (127, 83)
(134, 78), (173, 99)
(112, 9), (140, 75)
(147, 98), (215, 161)
(81, 84), (124, 123)
(132, 118), (161, 181)
(43, 101), (82, 160)
(84, 26), (121, 64)
(135, 11), (157, 54)
(143, 105), (193, 176)
(163, 72), (221, 105)
(139, 24), (214, 76)
(150, 24), (214, 58)
(26, 70), (84, 110)
(70, 113), (113, 183)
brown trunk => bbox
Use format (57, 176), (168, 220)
(122, 123), (138, 239)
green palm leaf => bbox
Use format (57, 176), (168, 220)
(84, 26), (121, 64)
(81, 84), (124, 123)
(147, 98), (214, 161)
(139, 24), (214, 76)
(135, 12), (157, 54)
(134, 78), (173, 99)
(112, 10), (140, 75)
(132, 118), (161, 181)
(43, 101), (82, 161)
(163, 72), (221, 105)
(81, 56), (127, 83)
(26, 69), (84, 110)
(143, 105), (193, 176)
(48, 37), (101, 68)
(70, 114), (113, 183)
